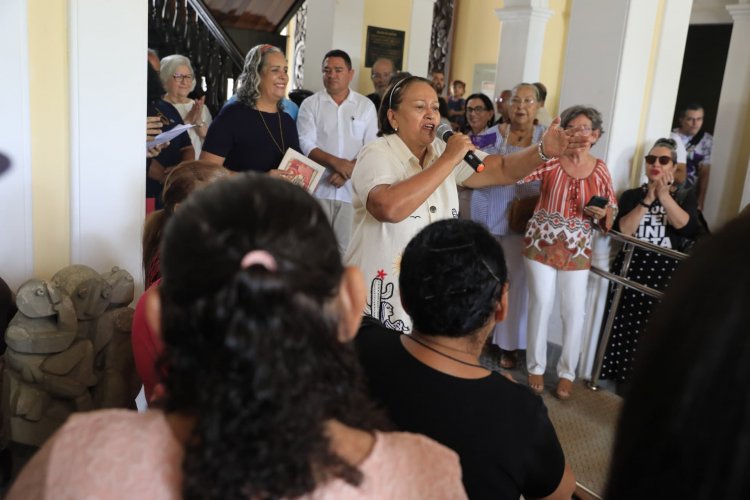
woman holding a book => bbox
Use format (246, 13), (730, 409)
(201, 44), (299, 178)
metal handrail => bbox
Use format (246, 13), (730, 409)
(587, 229), (689, 390)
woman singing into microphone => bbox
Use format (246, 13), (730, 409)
(345, 76), (587, 331)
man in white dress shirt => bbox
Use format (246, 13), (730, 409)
(297, 49), (378, 254)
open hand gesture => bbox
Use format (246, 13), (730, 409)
(540, 117), (590, 158)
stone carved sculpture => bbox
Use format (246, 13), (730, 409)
(2, 266), (139, 447)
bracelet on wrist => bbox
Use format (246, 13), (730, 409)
(537, 141), (552, 162)
(639, 200), (653, 209)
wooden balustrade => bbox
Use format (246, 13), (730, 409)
(149, 0), (245, 115)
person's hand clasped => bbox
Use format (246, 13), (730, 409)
(333, 158), (355, 180)
(329, 172), (347, 187)
(185, 96), (205, 126)
(654, 169), (674, 201)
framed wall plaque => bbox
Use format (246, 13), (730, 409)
(365, 26), (405, 69)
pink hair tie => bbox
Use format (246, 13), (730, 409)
(240, 250), (277, 272)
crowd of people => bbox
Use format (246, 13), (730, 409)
(6, 39), (739, 499)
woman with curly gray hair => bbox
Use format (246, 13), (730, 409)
(200, 45), (299, 177)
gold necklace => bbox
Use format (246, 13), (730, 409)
(509, 125), (532, 144)
(258, 109), (285, 154)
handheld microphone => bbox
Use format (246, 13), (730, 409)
(436, 123), (485, 172)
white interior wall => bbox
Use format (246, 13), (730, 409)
(0, 0), (33, 290)
(303, 0), (366, 92)
(639, 0), (693, 181)
(406, 0), (433, 76)
(331, 0), (365, 89)
(704, 2), (750, 226)
(69, 0), (146, 292)
(557, 0), (673, 378)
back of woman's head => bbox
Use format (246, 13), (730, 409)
(159, 173), (380, 499)
(141, 161), (230, 287)
(606, 213), (750, 499)
(400, 219), (508, 337)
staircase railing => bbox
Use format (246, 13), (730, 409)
(149, 0), (245, 114)
(587, 229), (689, 390)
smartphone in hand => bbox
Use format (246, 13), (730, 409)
(586, 195), (608, 209)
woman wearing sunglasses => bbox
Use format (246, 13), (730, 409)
(598, 138), (701, 393)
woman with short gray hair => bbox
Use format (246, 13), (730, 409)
(200, 45), (300, 177)
(159, 54), (212, 157)
(522, 105), (617, 400)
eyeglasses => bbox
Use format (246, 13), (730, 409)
(466, 106), (488, 114)
(172, 73), (194, 83)
(509, 98), (536, 106)
(645, 155), (672, 165)
(565, 125), (593, 134)
(371, 72), (393, 80)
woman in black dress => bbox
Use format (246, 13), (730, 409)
(600, 138), (700, 388)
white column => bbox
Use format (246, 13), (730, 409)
(406, 0), (434, 76)
(558, 0), (659, 192)
(703, 2), (750, 226)
(639, 0), (693, 180)
(557, 0), (659, 379)
(68, 0), (146, 290)
(303, 0), (365, 92)
(741, 156), (750, 211)
(493, 0), (553, 94)
(0, 0), (33, 289)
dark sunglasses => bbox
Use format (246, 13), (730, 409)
(645, 155), (672, 166)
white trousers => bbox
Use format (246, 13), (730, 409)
(524, 257), (589, 381)
(491, 234), (528, 350)
(317, 199), (353, 257)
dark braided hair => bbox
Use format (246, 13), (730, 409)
(399, 219), (508, 337)
(158, 173), (385, 499)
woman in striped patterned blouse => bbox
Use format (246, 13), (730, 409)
(522, 105), (618, 401)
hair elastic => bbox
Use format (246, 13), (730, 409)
(241, 250), (277, 271)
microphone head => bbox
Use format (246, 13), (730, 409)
(436, 123), (453, 142)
